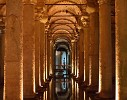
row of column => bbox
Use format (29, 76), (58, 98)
(73, 3), (112, 98)
(72, 0), (127, 99)
(4, 0), (54, 100)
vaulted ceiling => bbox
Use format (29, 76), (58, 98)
(0, 0), (99, 42)
(44, 0), (92, 43)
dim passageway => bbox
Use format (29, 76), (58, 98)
(0, 0), (127, 100)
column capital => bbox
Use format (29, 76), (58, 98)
(98, 0), (110, 5)
(71, 39), (77, 43)
(81, 16), (89, 28)
(35, 7), (48, 23)
(23, 0), (37, 5)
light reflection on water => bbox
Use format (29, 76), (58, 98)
(37, 78), (96, 100)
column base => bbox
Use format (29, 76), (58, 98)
(82, 81), (89, 87)
(95, 91), (114, 99)
(24, 98), (35, 100)
(24, 94), (36, 99)
(86, 85), (98, 93)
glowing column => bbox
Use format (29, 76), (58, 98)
(35, 20), (41, 91)
(88, 12), (99, 91)
(23, 1), (35, 98)
(47, 36), (50, 78)
(74, 41), (78, 76)
(76, 42), (79, 77)
(49, 39), (54, 75)
(40, 23), (45, 84)
(115, 0), (127, 100)
(83, 26), (89, 85)
(4, 0), (23, 99)
(98, 0), (113, 98)
(0, 30), (4, 85)
(71, 40), (75, 74)
(45, 32), (48, 80)
(78, 29), (84, 84)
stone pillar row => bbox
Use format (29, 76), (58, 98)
(74, 0), (114, 99)
(5, 0), (127, 100)
(4, 0), (47, 100)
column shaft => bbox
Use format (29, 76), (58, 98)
(49, 40), (54, 75)
(71, 41), (75, 74)
(45, 34), (48, 79)
(74, 42), (77, 76)
(4, 0), (23, 99)
(40, 23), (45, 84)
(79, 29), (84, 84)
(115, 0), (127, 100)
(23, 3), (35, 98)
(46, 38), (50, 78)
(0, 33), (4, 85)
(88, 12), (99, 91)
(35, 20), (41, 91)
(84, 27), (89, 85)
(99, 0), (113, 98)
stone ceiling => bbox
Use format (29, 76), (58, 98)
(45, 0), (89, 42)
(0, 0), (98, 43)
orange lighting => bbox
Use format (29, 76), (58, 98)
(116, 40), (120, 100)
(89, 58), (92, 85)
(99, 59), (102, 93)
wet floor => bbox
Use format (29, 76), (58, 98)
(33, 77), (114, 100)
(0, 77), (115, 100)
(33, 65), (115, 100)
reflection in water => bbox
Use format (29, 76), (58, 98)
(36, 77), (97, 100)
(36, 50), (97, 100)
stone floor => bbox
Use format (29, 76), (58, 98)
(0, 78), (115, 100)
(0, 86), (115, 100)
(24, 92), (115, 100)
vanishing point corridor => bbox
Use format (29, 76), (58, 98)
(0, 0), (127, 100)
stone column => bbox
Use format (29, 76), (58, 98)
(4, 0), (23, 99)
(0, 29), (4, 85)
(23, 2), (35, 98)
(78, 29), (84, 85)
(35, 20), (41, 91)
(74, 42), (77, 76)
(83, 27), (89, 85)
(45, 33), (48, 80)
(46, 37), (54, 78)
(76, 42), (79, 77)
(115, 0), (127, 100)
(87, 12), (99, 92)
(46, 35), (50, 78)
(98, 0), (113, 98)
(49, 39), (54, 75)
(40, 23), (45, 84)
(71, 40), (75, 74)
